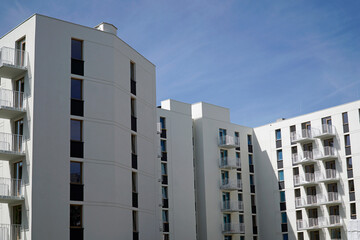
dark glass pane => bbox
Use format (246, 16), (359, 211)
(72, 40), (82, 60)
(71, 120), (82, 141)
(71, 99), (84, 117)
(71, 79), (82, 100)
(70, 162), (81, 183)
(70, 205), (82, 227)
(70, 184), (84, 201)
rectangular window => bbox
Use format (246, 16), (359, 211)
(282, 234), (288, 240)
(351, 203), (357, 219)
(131, 135), (137, 155)
(160, 117), (166, 129)
(345, 134), (351, 155)
(343, 112), (349, 133)
(70, 205), (82, 227)
(278, 170), (284, 181)
(161, 163), (167, 176)
(280, 191), (286, 202)
(281, 212), (287, 223)
(71, 39), (83, 60)
(131, 98), (136, 117)
(235, 131), (240, 146)
(162, 210), (169, 223)
(290, 125), (296, 144)
(250, 175), (254, 185)
(132, 172), (137, 193)
(161, 140), (167, 152)
(349, 180), (355, 192)
(130, 62), (135, 82)
(162, 186), (168, 199)
(70, 162), (82, 184)
(132, 211), (138, 233)
(275, 129), (281, 140)
(347, 157), (353, 170)
(247, 135), (252, 145)
(248, 154), (253, 165)
(71, 119), (82, 141)
(277, 150), (283, 161)
(71, 79), (83, 100)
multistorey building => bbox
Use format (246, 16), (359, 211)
(255, 100), (360, 240)
(0, 14), (159, 240)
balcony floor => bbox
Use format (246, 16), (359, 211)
(0, 107), (26, 119)
(0, 195), (24, 203)
(314, 133), (336, 139)
(0, 150), (25, 161)
(0, 64), (27, 79)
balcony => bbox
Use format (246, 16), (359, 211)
(320, 192), (341, 205)
(327, 215), (342, 228)
(316, 169), (339, 183)
(296, 219), (306, 230)
(0, 133), (25, 161)
(220, 179), (242, 191)
(0, 47), (28, 79)
(0, 223), (24, 240)
(314, 147), (337, 161)
(218, 135), (239, 149)
(0, 89), (26, 119)
(313, 124), (336, 139)
(292, 151), (316, 165)
(219, 158), (241, 169)
(221, 201), (244, 212)
(222, 223), (245, 234)
(290, 129), (315, 144)
(0, 178), (24, 203)
(295, 195), (320, 208)
(298, 173), (317, 186)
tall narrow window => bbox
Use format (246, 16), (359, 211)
(130, 62), (136, 95)
(290, 125), (296, 144)
(71, 120), (82, 141)
(247, 135), (253, 153)
(70, 119), (84, 158)
(131, 134), (137, 169)
(347, 157), (353, 178)
(235, 131), (240, 147)
(70, 205), (83, 229)
(132, 172), (138, 208)
(345, 134), (351, 155)
(281, 212), (287, 224)
(275, 129), (282, 148)
(162, 210), (169, 232)
(249, 154), (254, 173)
(343, 112), (349, 133)
(160, 117), (167, 138)
(161, 163), (168, 185)
(277, 150), (283, 169)
(70, 162), (83, 201)
(16, 37), (26, 67)
(351, 203), (357, 219)
(71, 78), (83, 116)
(131, 98), (137, 132)
(278, 170), (285, 190)
(132, 211), (138, 239)
(71, 39), (84, 75)
(349, 180), (355, 201)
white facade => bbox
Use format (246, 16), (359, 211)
(0, 14), (159, 240)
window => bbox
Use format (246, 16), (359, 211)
(239, 214), (244, 223)
(130, 62), (135, 82)
(250, 175), (254, 185)
(160, 117), (166, 129)
(282, 234), (288, 240)
(132, 211), (138, 233)
(347, 157), (353, 170)
(345, 134), (351, 155)
(281, 212), (287, 223)
(251, 195), (256, 206)
(71, 39), (83, 60)
(236, 152), (240, 161)
(249, 154), (253, 165)
(278, 170), (284, 181)
(297, 232), (304, 240)
(162, 186), (168, 199)
(330, 228), (341, 239)
(132, 172), (137, 193)
(161, 140), (167, 152)
(161, 163), (167, 176)
(162, 210), (169, 223)
(71, 79), (82, 100)
(71, 119), (82, 141)
(70, 205), (82, 227)
(235, 132), (239, 145)
(343, 112), (349, 133)
(238, 194), (243, 202)
(247, 135), (252, 145)
(70, 162), (82, 184)
(275, 129), (281, 140)
(131, 135), (137, 155)
(277, 150), (283, 161)
(351, 203), (357, 219)
(349, 180), (355, 192)
(131, 98), (136, 117)
(280, 191), (286, 202)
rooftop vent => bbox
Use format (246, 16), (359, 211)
(276, 118), (286, 122)
(95, 22), (117, 35)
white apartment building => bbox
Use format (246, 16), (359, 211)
(0, 14), (159, 240)
(0, 14), (359, 240)
(254, 100), (360, 240)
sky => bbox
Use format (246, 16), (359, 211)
(0, 0), (359, 127)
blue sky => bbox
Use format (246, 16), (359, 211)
(0, 0), (359, 127)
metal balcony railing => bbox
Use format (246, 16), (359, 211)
(0, 178), (23, 200)
(290, 129), (314, 143)
(296, 219), (306, 230)
(0, 223), (24, 240)
(222, 223), (245, 234)
(0, 133), (24, 154)
(0, 89), (25, 111)
(0, 47), (28, 69)
(218, 135), (239, 148)
(221, 201), (244, 212)
(329, 215), (341, 226)
(314, 146), (337, 160)
(293, 151), (314, 164)
(313, 124), (336, 138)
(293, 175), (300, 186)
(156, 123), (161, 134)
(219, 158), (241, 169)
(220, 179), (242, 190)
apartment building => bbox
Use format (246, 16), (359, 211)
(254, 100), (360, 240)
(156, 99), (197, 240)
(0, 14), (159, 240)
